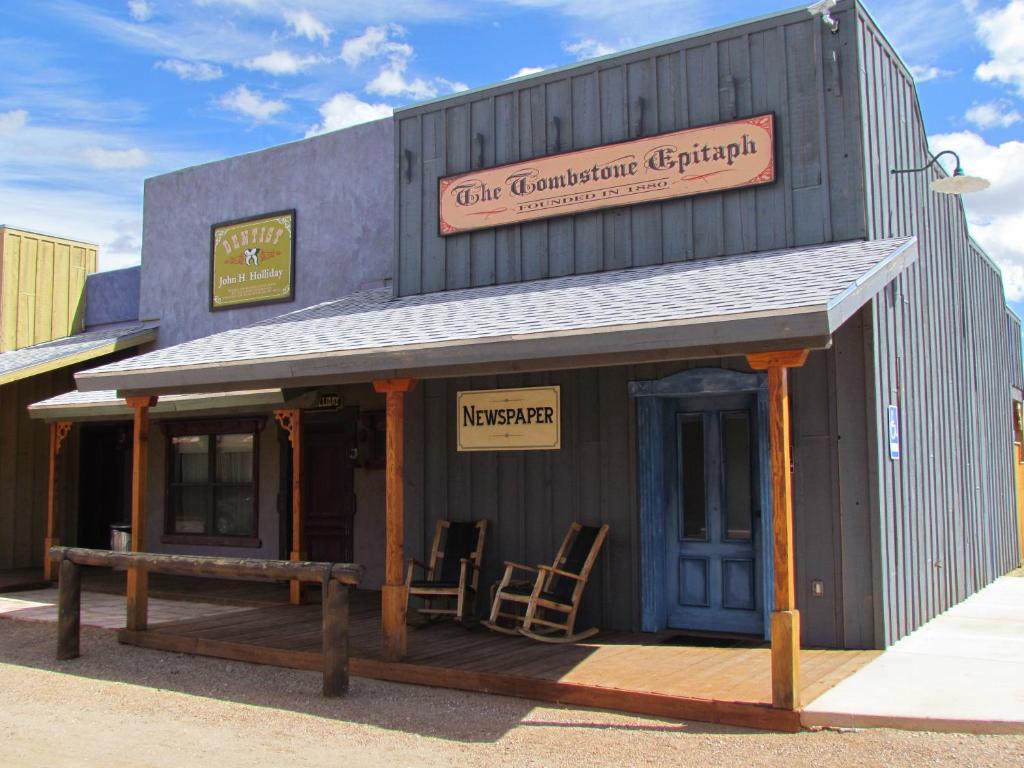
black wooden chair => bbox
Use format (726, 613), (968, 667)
(484, 522), (609, 643)
(405, 519), (487, 623)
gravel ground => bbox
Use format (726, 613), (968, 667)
(1, 620), (1021, 768)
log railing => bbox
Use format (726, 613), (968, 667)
(47, 547), (364, 697)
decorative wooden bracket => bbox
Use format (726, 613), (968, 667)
(54, 421), (72, 455)
(274, 409), (301, 447)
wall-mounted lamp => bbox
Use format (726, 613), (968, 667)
(891, 150), (990, 195)
(808, 0), (839, 34)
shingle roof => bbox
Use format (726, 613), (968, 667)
(76, 237), (916, 395)
(0, 323), (156, 387)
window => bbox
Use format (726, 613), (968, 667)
(163, 419), (261, 545)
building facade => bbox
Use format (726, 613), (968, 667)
(32, 0), (1023, 656)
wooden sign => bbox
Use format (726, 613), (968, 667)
(439, 114), (775, 235)
(210, 210), (295, 310)
(457, 386), (560, 451)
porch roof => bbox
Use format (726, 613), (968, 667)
(75, 237), (917, 397)
(27, 387), (288, 421)
(0, 323), (156, 388)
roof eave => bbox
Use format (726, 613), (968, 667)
(76, 311), (834, 398)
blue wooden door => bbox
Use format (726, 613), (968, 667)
(666, 393), (764, 635)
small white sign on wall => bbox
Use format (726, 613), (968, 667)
(887, 405), (901, 460)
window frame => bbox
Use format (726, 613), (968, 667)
(161, 418), (263, 547)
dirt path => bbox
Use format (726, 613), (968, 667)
(1, 621), (1021, 767)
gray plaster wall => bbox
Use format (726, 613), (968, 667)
(84, 267), (140, 328)
(140, 119), (394, 349)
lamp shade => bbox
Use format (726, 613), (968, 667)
(929, 173), (990, 195)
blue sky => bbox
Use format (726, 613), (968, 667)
(2, 1), (1023, 313)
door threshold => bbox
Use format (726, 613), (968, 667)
(658, 629), (767, 648)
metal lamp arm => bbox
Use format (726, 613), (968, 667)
(890, 150), (962, 176)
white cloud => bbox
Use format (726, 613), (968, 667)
(368, 64), (438, 100)
(975, 1), (1024, 95)
(929, 130), (1024, 299)
(341, 24), (461, 101)
(509, 66), (545, 79)
(909, 64), (954, 83)
(219, 86), (287, 121)
(84, 146), (150, 170)
(305, 92), (392, 136)
(965, 101), (1022, 130)
(0, 109), (29, 132)
(155, 59), (223, 81)
(127, 0), (153, 23)
(243, 50), (323, 75)
(563, 38), (618, 60)
(340, 24), (410, 68)
(284, 9), (331, 45)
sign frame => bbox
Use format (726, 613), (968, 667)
(457, 385), (561, 452)
(438, 112), (776, 236)
(209, 209), (296, 312)
(887, 404), (901, 461)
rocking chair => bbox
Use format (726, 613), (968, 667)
(484, 522), (609, 643)
(406, 519), (487, 623)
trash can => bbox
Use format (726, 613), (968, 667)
(110, 524), (132, 552)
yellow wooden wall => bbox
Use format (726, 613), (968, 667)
(0, 227), (98, 352)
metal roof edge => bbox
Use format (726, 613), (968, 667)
(0, 325), (157, 388)
(825, 236), (919, 332)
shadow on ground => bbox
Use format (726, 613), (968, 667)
(0, 619), (751, 743)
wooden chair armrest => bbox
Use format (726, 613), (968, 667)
(538, 564), (584, 581)
(503, 561), (539, 574)
(407, 558), (429, 570)
(459, 557), (480, 570)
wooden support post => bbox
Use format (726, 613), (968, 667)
(747, 349), (808, 711)
(125, 396), (157, 632)
(57, 556), (81, 660)
(43, 421), (72, 582)
(373, 378), (416, 661)
(322, 578), (350, 696)
(274, 409), (304, 604)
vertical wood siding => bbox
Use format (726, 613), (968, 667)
(0, 228), (97, 352)
(0, 368), (78, 570)
(857, 10), (1022, 646)
(402, 349), (859, 639)
(394, 9), (866, 297)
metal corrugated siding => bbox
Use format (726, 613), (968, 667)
(857, 7), (1021, 646)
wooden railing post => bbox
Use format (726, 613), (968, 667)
(48, 546), (364, 697)
(57, 555), (81, 660)
(747, 349), (808, 711)
(322, 578), (350, 696)
(274, 409), (304, 605)
(125, 395), (157, 632)
(43, 421), (72, 582)
(373, 378), (416, 661)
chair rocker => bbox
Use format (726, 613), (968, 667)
(484, 522), (609, 643)
(406, 519), (487, 623)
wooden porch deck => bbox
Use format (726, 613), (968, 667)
(118, 591), (878, 732)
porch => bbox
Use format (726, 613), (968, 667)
(117, 588), (878, 732)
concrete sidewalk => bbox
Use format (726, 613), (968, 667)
(802, 572), (1024, 734)
(0, 588), (247, 630)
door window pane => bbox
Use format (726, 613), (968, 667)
(722, 411), (753, 541)
(678, 415), (707, 540)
